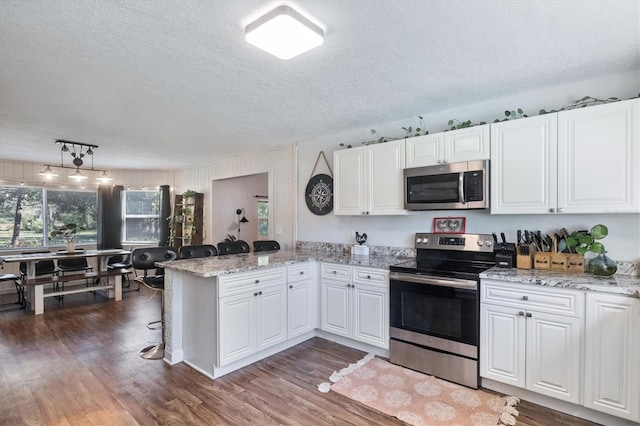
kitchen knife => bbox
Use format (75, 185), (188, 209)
(500, 232), (506, 244)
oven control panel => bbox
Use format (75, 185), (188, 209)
(415, 233), (494, 252)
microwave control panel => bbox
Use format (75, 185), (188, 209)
(464, 170), (484, 202)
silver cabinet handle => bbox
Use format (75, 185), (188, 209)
(558, 208), (565, 213)
(518, 311), (525, 316)
(526, 312), (532, 318)
(289, 285), (293, 289)
(522, 295), (529, 300)
(255, 279), (259, 284)
(332, 270), (337, 274)
(366, 275), (371, 279)
(254, 292), (258, 296)
(549, 208), (555, 213)
(299, 271), (304, 275)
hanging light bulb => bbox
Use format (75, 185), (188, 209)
(96, 170), (113, 182)
(69, 168), (87, 180)
(38, 165), (59, 178)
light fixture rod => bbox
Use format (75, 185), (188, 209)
(55, 139), (98, 149)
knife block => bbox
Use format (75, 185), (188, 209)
(516, 244), (534, 269)
(495, 243), (516, 268)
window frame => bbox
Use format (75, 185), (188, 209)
(0, 185), (98, 250)
(122, 189), (161, 244)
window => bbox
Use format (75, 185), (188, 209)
(123, 190), (160, 243)
(257, 198), (269, 240)
(0, 185), (97, 249)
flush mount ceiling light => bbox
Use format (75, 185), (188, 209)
(245, 5), (324, 60)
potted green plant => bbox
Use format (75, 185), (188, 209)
(566, 224), (616, 276)
(50, 223), (81, 252)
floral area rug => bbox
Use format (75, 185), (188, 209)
(318, 354), (519, 426)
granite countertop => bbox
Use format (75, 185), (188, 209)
(481, 266), (640, 298)
(158, 249), (408, 278)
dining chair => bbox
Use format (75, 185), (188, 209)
(107, 252), (136, 291)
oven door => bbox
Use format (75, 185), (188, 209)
(389, 272), (478, 358)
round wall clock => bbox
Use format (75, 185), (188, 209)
(305, 173), (333, 215)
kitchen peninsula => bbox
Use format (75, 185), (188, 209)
(158, 249), (402, 379)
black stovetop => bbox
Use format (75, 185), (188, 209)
(390, 249), (495, 281)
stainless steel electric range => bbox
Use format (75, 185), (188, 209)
(389, 233), (495, 389)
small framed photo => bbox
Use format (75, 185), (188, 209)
(433, 217), (466, 234)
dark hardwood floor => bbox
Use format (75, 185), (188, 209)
(0, 287), (600, 425)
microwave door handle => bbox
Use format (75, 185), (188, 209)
(458, 172), (466, 204)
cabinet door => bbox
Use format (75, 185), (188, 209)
(444, 124), (490, 163)
(367, 139), (406, 215)
(218, 292), (257, 366)
(288, 279), (316, 339)
(352, 283), (388, 348)
(256, 284), (287, 352)
(491, 115), (558, 214)
(320, 279), (351, 337)
(558, 99), (640, 213)
(584, 293), (640, 421)
(526, 311), (581, 404)
(405, 133), (443, 168)
(334, 147), (367, 215)
(480, 303), (526, 388)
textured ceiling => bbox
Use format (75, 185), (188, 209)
(0, 0), (639, 170)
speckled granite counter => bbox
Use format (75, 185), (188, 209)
(481, 267), (640, 298)
(158, 249), (409, 277)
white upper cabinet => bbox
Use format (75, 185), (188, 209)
(491, 114), (558, 214)
(406, 125), (489, 168)
(491, 98), (640, 214)
(334, 139), (407, 215)
(558, 98), (640, 214)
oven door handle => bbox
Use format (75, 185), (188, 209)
(389, 272), (477, 290)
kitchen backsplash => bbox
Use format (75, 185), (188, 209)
(295, 241), (639, 276)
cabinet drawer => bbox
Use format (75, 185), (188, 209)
(352, 267), (388, 287)
(321, 263), (351, 281)
(218, 267), (286, 298)
(481, 280), (583, 317)
(287, 262), (314, 283)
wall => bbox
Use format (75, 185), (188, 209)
(174, 145), (295, 250)
(297, 71), (640, 261)
(211, 173), (268, 244)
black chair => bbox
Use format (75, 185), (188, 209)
(0, 273), (24, 310)
(19, 251), (60, 297)
(57, 248), (93, 289)
(179, 244), (217, 259)
(217, 240), (250, 255)
(19, 251), (60, 280)
(107, 252), (136, 291)
(253, 240), (281, 252)
(132, 246), (178, 360)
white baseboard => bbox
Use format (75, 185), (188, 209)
(481, 378), (639, 426)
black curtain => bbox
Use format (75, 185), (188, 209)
(159, 185), (172, 247)
(98, 185), (124, 249)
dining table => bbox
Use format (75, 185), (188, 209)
(0, 249), (131, 314)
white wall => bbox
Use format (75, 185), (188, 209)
(211, 173), (268, 244)
(174, 145), (295, 250)
(297, 71), (640, 261)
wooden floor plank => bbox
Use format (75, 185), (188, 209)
(0, 287), (600, 425)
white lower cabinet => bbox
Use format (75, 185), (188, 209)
(480, 280), (583, 404)
(583, 292), (640, 422)
(218, 268), (287, 367)
(320, 263), (389, 349)
(287, 263), (317, 339)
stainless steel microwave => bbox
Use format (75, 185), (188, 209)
(404, 160), (489, 210)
